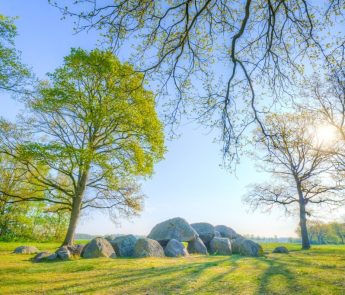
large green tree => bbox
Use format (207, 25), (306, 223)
(0, 14), (30, 94)
(0, 48), (165, 246)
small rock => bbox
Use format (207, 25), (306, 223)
(209, 237), (232, 255)
(56, 246), (71, 260)
(164, 239), (189, 257)
(33, 252), (53, 262)
(273, 246), (289, 254)
(14, 246), (39, 254)
(187, 237), (208, 255)
(133, 238), (164, 257)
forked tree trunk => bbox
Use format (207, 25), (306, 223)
(62, 169), (89, 246)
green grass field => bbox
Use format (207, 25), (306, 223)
(0, 241), (345, 294)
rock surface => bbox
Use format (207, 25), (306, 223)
(209, 237), (232, 255)
(14, 246), (39, 254)
(33, 252), (55, 262)
(67, 244), (84, 256)
(232, 238), (263, 257)
(187, 237), (208, 255)
(191, 222), (215, 244)
(148, 217), (198, 246)
(110, 235), (137, 257)
(56, 246), (71, 260)
(133, 238), (165, 257)
(164, 239), (189, 257)
(214, 225), (238, 239)
(82, 237), (116, 258)
(273, 246), (289, 254)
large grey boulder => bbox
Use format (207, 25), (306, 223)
(133, 238), (165, 258)
(191, 222), (215, 244)
(273, 246), (289, 254)
(209, 237), (232, 255)
(187, 237), (208, 255)
(82, 237), (116, 258)
(164, 239), (189, 257)
(231, 238), (263, 257)
(56, 246), (71, 260)
(14, 246), (39, 254)
(33, 252), (56, 262)
(110, 234), (137, 257)
(148, 217), (198, 246)
(214, 225), (238, 239)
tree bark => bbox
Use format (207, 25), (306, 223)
(62, 196), (82, 246)
(295, 176), (310, 250)
(62, 169), (89, 246)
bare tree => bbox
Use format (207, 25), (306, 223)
(50, 0), (345, 161)
(244, 112), (344, 249)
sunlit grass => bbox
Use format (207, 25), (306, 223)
(0, 242), (345, 294)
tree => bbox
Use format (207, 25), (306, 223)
(0, 48), (165, 246)
(0, 14), (30, 95)
(0, 154), (68, 242)
(50, 0), (345, 160)
(244, 112), (344, 249)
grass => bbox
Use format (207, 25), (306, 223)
(0, 242), (345, 294)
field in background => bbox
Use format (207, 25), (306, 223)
(0, 242), (345, 294)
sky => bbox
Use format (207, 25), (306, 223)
(1, 0), (336, 238)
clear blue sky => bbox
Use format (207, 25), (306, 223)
(1, 0), (327, 238)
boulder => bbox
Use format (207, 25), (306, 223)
(191, 222), (215, 244)
(164, 239), (189, 257)
(147, 217), (198, 246)
(230, 237), (243, 254)
(67, 244), (84, 256)
(47, 253), (58, 261)
(82, 237), (116, 258)
(214, 231), (221, 238)
(273, 246), (289, 254)
(209, 237), (232, 255)
(133, 238), (164, 258)
(14, 246), (39, 254)
(110, 234), (137, 257)
(56, 246), (71, 260)
(104, 234), (116, 242)
(232, 238), (263, 257)
(187, 237), (208, 255)
(33, 252), (55, 262)
(214, 225), (238, 239)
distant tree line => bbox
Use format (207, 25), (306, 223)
(296, 220), (345, 245)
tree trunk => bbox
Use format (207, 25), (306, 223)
(295, 177), (311, 250)
(62, 196), (82, 246)
(62, 169), (89, 246)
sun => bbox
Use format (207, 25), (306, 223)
(314, 124), (338, 147)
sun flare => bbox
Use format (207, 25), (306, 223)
(314, 124), (338, 147)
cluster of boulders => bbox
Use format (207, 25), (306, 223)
(14, 217), (269, 262)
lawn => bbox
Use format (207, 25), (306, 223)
(0, 241), (345, 294)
